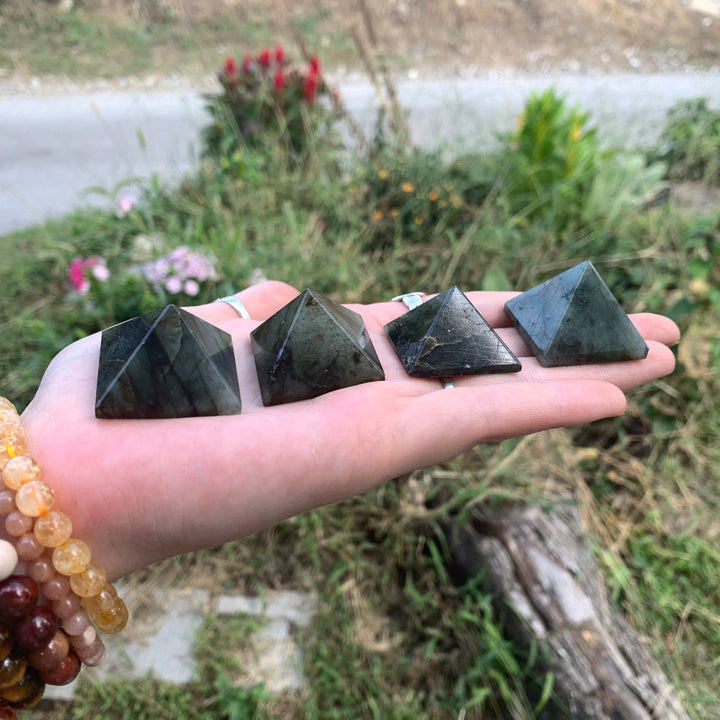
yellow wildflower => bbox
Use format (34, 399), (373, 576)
(428, 190), (439, 202)
(449, 193), (462, 209)
(377, 169), (389, 180)
(402, 181), (415, 193)
(390, 208), (400, 218)
(373, 210), (384, 221)
(570, 121), (582, 141)
(414, 216), (423, 225)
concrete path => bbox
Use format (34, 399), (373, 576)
(2, 72), (720, 236)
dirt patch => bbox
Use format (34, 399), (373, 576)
(120, 0), (720, 75)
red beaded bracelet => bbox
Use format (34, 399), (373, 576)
(0, 397), (128, 717)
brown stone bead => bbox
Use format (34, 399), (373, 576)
(26, 557), (55, 585)
(75, 636), (105, 667)
(39, 650), (80, 686)
(0, 625), (12, 663)
(42, 575), (70, 602)
(62, 610), (90, 637)
(3, 513), (31, 539)
(52, 594), (81, 621)
(0, 491), (15, 517)
(26, 630), (69, 672)
(0, 655), (25, 690)
(14, 534), (43, 562)
(0, 667), (45, 708)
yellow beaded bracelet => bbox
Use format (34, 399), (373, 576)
(0, 397), (128, 716)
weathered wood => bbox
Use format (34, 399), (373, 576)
(449, 502), (689, 720)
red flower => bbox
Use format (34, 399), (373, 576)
(258, 48), (271, 69)
(242, 54), (253, 73)
(274, 68), (286, 92)
(303, 69), (318, 105)
(69, 258), (87, 294)
(223, 55), (238, 79)
(309, 54), (321, 75)
(275, 44), (285, 65)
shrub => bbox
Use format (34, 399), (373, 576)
(202, 46), (340, 167)
(652, 97), (720, 184)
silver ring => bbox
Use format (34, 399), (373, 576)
(392, 292), (454, 388)
(215, 296), (251, 319)
(391, 292), (425, 310)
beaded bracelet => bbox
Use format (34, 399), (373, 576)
(0, 397), (128, 717)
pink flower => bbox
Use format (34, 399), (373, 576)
(165, 276), (182, 294)
(69, 258), (89, 294)
(275, 44), (285, 65)
(183, 279), (200, 297)
(91, 263), (110, 282)
(274, 68), (285, 92)
(117, 195), (137, 215)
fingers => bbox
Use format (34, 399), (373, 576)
(188, 281), (300, 323)
(400, 379), (628, 463)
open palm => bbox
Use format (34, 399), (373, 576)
(21, 282), (679, 579)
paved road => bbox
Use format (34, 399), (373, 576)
(1, 72), (719, 235)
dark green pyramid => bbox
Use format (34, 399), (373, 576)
(251, 290), (385, 406)
(504, 261), (648, 367)
(96, 304), (242, 419)
(384, 286), (521, 377)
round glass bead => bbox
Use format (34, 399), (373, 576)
(14, 534), (43, 562)
(26, 557), (54, 585)
(0, 439), (29, 470)
(42, 576), (70, 602)
(0, 543), (17, 584)
(81, 582), (117, 615)
(0, 411), (19, 426)
(1, 457), (39, 492)
(0, 490), (15, 516)
(3, 513), (31, 539)
(26, 630), (69, 672)
(0, 655), (25, 690)
(0, 668), (45, 709)
(15, 607), (57, 651)
(0, 623), (13, 662)
(39, 649), (80, 687)
(0, 400), (16, 415)
(0, 425), (22, 442)
(52, 539), (91, 576)
(69, 563), (106, 598)
(15, 481), (53, 518)
(0, 577), (38, 621)
(90, 598), (129, 635)
(34, 511), (72, 548)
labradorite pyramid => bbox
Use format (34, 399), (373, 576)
(96, 305), (242, 419)
(504, 261), (648, 367)
(251, 290), (385, 406)
(384, 286), (521, 377)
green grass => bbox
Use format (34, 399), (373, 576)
(8, 87), (720, 719)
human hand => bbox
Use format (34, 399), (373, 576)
(20, 281), (679, 579)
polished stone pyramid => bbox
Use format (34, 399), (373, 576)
(504, 261), (648, 367)
(384, 286), (521, 377)
(96, 304), (242, 419)
(251, 290), (385, 406)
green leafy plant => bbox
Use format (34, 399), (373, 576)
(500, 88), (606, 232)
(652, 97), (720, 184)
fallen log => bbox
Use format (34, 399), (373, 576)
(448, 501), (689, 720)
